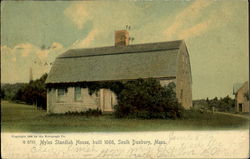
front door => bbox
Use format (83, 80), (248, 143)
(102, 89), (113, 112)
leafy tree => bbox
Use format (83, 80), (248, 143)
(14, 73), (48, 110)
(1, 83), (26, 100)
(1, 89), (5, 99)
(114, 78), (183, 119)
(194, 95), (235, 112)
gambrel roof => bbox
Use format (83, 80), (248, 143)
(46, 40), (186, 84)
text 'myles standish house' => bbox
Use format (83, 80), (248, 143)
(46, 30), (192, 114)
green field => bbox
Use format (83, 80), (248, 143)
(1, 100), (249, 132)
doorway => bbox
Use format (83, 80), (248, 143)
(101, 89), (116, 112)
(238, 103), (243, 112)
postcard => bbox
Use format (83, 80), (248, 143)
(1, 0), (249, 158)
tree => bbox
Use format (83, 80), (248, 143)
(14, 73), (48, 110)
(114, 78), (183, 119)
(1, 89), (5, 99)
(1, 83), (26, 100)
(201, 95), (235, 112)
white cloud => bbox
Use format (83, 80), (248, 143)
(36, 49), (49, 60)
(64, 1), (234, 46)
(64, 2), (139, 30)
(184, 3), (233, 40)
(1, 45), (19, 63)
(163, 0), (213, 40)
(178, 19), (212, 40)
(50, 42), (64, 50)
(14, 43), (35, 57)
(1, 45), (12, 54)
(1, 42), (65, 83)
(164, 0), (237, 40)
(71, 29), (99, 49)
(64, 1), (145, 47)
(64, 3), (92, 30)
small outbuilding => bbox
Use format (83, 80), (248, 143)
(233, 81), (249, 112)
(46, 30), (192, 114)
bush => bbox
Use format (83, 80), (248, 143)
(114, 78), (183, 119)
(85, 108), (102, 116)
(65, 108), (102, 116)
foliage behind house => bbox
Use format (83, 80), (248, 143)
(13, 73), (48, 110)
(1, 83), (26, 100)
(193, 96), (235, 112)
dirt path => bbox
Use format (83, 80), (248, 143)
(214, 111), (249, 119)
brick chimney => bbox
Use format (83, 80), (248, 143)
(115, 30), (129, 46)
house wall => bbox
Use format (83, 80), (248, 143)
(47, 76), (190, 113)
(47, 87), (119, 114)
(47, 87), (100, 114)
(175, 43), (193, 109)
(236, 82), (249, 112)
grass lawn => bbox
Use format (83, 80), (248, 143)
(1, 100), (249, 132)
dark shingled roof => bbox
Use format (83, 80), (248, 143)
(46, 40), (184, 84)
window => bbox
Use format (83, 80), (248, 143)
(74, 87), (82, 101)
(57, 88), (67, 102)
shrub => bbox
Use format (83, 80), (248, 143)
(85, 108), (102, 116)
(114, 78), (183, 119)
(65, 108), (102, 116)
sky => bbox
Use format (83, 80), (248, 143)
(1, 0), (248, 100)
